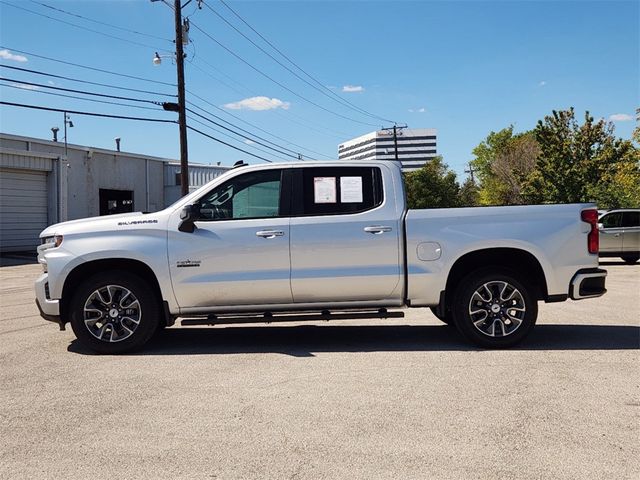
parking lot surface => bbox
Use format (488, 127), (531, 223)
(1, 259), (639, 480)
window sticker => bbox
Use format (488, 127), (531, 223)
(340, 176), (363, 203)
(314, 177), (337, 203)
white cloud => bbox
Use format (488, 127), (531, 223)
(11, 82), (39, 90)
(538, 81), (547, 87)
(0, 49), (28, 62)
(223, 96), (290, 111)
(609, 113), (633, 122)
(342, 85), (364, 93)
(409, 107), (426, 113)
(244, 139), (255, 145)
(418, 107), (426, 113)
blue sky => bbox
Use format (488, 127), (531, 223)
(0, 0), (638, 178)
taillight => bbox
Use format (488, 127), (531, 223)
(581, 209), (599, 254)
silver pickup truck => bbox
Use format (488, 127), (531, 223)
(35, 161), (607, 353)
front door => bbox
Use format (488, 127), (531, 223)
(289, 165), (402, 303)
(168, 168), (292, 309)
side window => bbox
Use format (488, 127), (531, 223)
(622, 211), (640, 228)
(300, 167), (383, 216)
(197, 169), (282, 220)
(600, 212), (622, 228)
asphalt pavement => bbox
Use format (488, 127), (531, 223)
(1, 258), (638, 479)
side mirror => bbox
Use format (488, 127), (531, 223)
(597, 223), (603, 230)
(178, 204), (198, 233)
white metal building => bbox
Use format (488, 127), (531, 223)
(0, 133), (228, 253)
(338, 128), (437, 172)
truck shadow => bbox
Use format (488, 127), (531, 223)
(68, 324), (640, 356)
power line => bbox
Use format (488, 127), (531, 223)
(187, 125), (274, 163)
(188, 19), (379, 128)
(186, 59), (351, 142)
(188, 96), (333, 160)
(30, 1), (174, 43)
(0, 77), (164, 105)
(0, 46), (177, 87)
(0, 101), (178, 123)
(186, 106), (298, 159)
(0, 82), (164, 111)
(188, 116), (292, 163)
(186, 90), (333, 159)
(0, 64), (176, 98)
(0, 2), (172, 52)
(204, 0), (394, 124)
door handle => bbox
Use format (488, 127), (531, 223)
(256, 230), (284, 239)
(364, 225), (392, 234)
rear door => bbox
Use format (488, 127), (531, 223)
(289, 165), (402, 303)
(622, 211), (640, 253)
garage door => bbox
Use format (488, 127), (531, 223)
(0, 168), (49, 253)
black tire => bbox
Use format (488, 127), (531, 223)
(430, 306), (453, 325)
(69, 271), (160, 354)
(452, 268), (537, 348)
(621, 255), (639, 265)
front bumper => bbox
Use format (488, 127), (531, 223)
(35, 273), (60, 319)
(570, 268), (607, 300)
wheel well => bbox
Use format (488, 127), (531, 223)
(445, 248), (548, 304)
(60, 258), (168, 325)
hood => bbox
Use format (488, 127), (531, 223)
(40, 211), (163, 238)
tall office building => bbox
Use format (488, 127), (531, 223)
(338, 128), (437, 172)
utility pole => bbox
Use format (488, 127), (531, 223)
(174, 0), (189, 196)
(465, 163), (476, 183)
(381, 124), (407, 163)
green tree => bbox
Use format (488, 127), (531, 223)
(458, 177), (480, 206)
(404, 156), (461, 208)
(523, 108), (638, 207)
(470, 127), (539, 205)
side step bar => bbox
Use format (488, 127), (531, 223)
(181, 308), (404, 326)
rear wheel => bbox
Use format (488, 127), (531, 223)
(621, 255), (639, 265)
(452, 268), (537, 348)
(69, 271), (160, 354)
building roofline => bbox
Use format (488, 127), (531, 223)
(0, 132), (176, 164)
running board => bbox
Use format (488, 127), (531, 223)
(181, 308), (404, 326)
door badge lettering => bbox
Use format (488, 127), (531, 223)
(176, 260), (201, 268)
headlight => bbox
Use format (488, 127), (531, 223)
(41, 235), (64, 248)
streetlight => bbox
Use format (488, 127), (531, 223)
(63, 112), (73, 158)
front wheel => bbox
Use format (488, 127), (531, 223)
(429, 306), (453, 325)
(69, 272), (160, 354)
(452, 268), (537, 348)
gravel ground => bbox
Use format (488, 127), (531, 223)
(0, 258), (638, 480)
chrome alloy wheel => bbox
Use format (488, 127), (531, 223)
(468, 281), (526, 338)
(83, 285), (142, 342)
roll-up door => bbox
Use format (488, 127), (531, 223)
(0, 168), (49, 252)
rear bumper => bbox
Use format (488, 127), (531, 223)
(570, 268), (607, 300)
